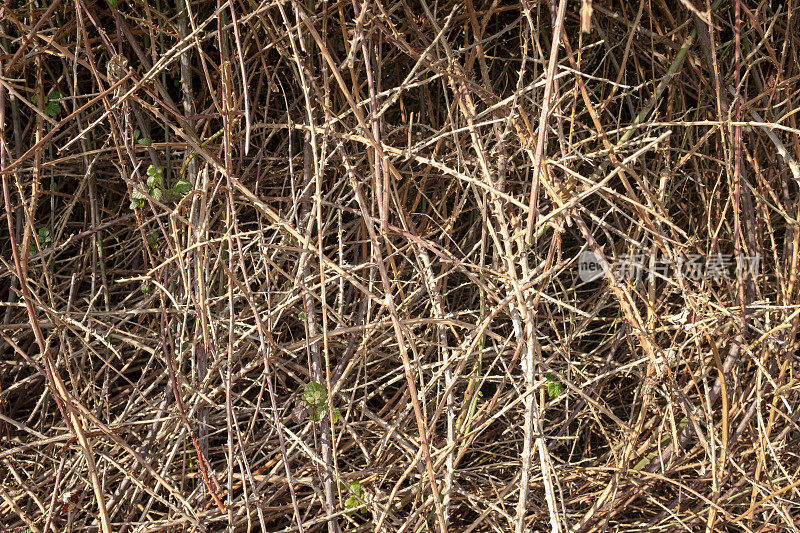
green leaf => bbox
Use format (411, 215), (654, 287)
(34, 89), (61, 117)
(344, 495), (360, 511)
(545, 374), (562, 400)
(44, 100), (61, 117)
(44, 90), (61, 116)
(151, 187), (163, 201)
(298, 311), (307, 323)
(171, 178), (192, 196)
(133, 129), (140, 141)
(130, 187), (146, 209)
(147, 173), (162, 190)
(344, 482), (366, 514)
(137, 137), (152, 146)
(330, 406), (341, 424)
(303, 381), (326, 407)
(37, 227), (52, 244)
(140, 283), (150, 293)
(146, 164), (158, 177)
(146, 232), (159, 249)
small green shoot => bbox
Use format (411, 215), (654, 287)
(146, 164), (164, 191)
(130, 165), (191, 210)
(129, 187), (146, 210)
(44, 90), (61, 117)
(133, 129), (152, 146)
(171, 178), (192, 195)
(300, 381), (340, 423)
(146, 231), (160, 250)
(545, 374), (562, 400)
(344, 480), (367, 514)
(298, 311), (307, 323)
(37, 227), (53, 248)
(303, 381), (326, 406)
(25, 227), (54, 254)
(33, 89), (61, 117)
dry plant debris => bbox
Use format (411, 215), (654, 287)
(1, 0), (799, 531)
